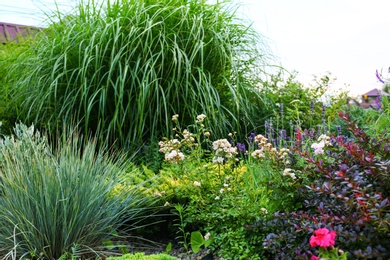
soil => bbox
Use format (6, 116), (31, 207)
(125, 239), (220, 260)
(127, 237), (224, 260)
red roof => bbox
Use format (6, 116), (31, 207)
(0, 21), (41, 43)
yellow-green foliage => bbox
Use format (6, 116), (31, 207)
(107, 253), (178, 260)
(152, 160), (248, 204)
(111, 163), (158, 198)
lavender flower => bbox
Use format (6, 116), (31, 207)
(310, 101), (315, 111)
(375, 96), (381, 110)
(280, 103), (284, 118)
(236, 142), (247, 153)
(248, 132), (256, 144)
(376, 69), (385, 83)
(336, 125), (341, 136)
(279, 129), (287, 140)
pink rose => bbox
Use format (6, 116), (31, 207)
(311, 256), (319, 260)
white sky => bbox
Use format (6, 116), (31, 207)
(1, 0), (389, 96)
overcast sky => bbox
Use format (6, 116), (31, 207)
(1, 0), (389, 96)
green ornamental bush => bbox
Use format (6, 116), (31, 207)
(129, 114), (302, 259)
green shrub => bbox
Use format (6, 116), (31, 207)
(133, 115), (297, 259)
(10, 0), (274, 150)
(258, 72), (348, 136)
(0, 124), (156, 259)
(335, 96), (390, 138)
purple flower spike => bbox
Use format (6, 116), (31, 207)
(236, 142), (247, 153)
(248, 132), (255, 143)
(375, 96), (381, 110)
(310, 101), (315, 111)
(376, 69), (385, 83)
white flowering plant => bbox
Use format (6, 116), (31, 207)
(149, 114), (275, 258)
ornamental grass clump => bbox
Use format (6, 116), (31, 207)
(9, 0), (274, 149)
(0, 124), (155, 259)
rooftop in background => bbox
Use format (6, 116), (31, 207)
(0, 21), (41, 44)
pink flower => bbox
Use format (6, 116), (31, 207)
(311, 256), (319, 260)
(310, 228), (337, 248)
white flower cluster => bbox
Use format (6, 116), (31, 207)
(251, 134), (291, 164)
(159, 114), (207, 163)
(164, 149), (185, 162)
(251, 148), (265, 159)
(196, 114), (206, 123)
(212, 139), (237, 164)
(311, 134), (331, 155)
(172, 114), (179, 121)
(181, 129), (196, 145)
(283, 168), (296, 180)
(254, 134), (268, 145)
(159, 138), (185, 163)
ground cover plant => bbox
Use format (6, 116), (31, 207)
(0, 124), (158, 259)
(8, 0), (275, 151)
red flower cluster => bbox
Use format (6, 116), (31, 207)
(310, 228), (336, 248)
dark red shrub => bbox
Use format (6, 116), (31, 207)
(256, 112), (390, 259)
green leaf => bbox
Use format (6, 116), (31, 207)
(204, 237), (214, 248)
(103, 239), (115, 250)
(190, 231), (204, 253)
(165, 242), (173, 254)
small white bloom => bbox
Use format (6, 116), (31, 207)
(204, 232), (211, 240)
(251, 149), (265, 159)
(196, 114), (206, 122)
(223, 183), (229, 187)
(164, 201), (170, 206)
(283, 168), (297, 180)
(261, 208), (268, 214)
(172, 114), (179, 121)
(212, 156), (224, 164)
(154, 191), (163, 197)
(215, 196), (220, 200)
(311, 142), (325, 155)
(317, 134), (330, 143)
(219, 188), (224, 194)
(194, 181), (201, 187)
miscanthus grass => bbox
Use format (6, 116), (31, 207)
(9, 0), (275, 150)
